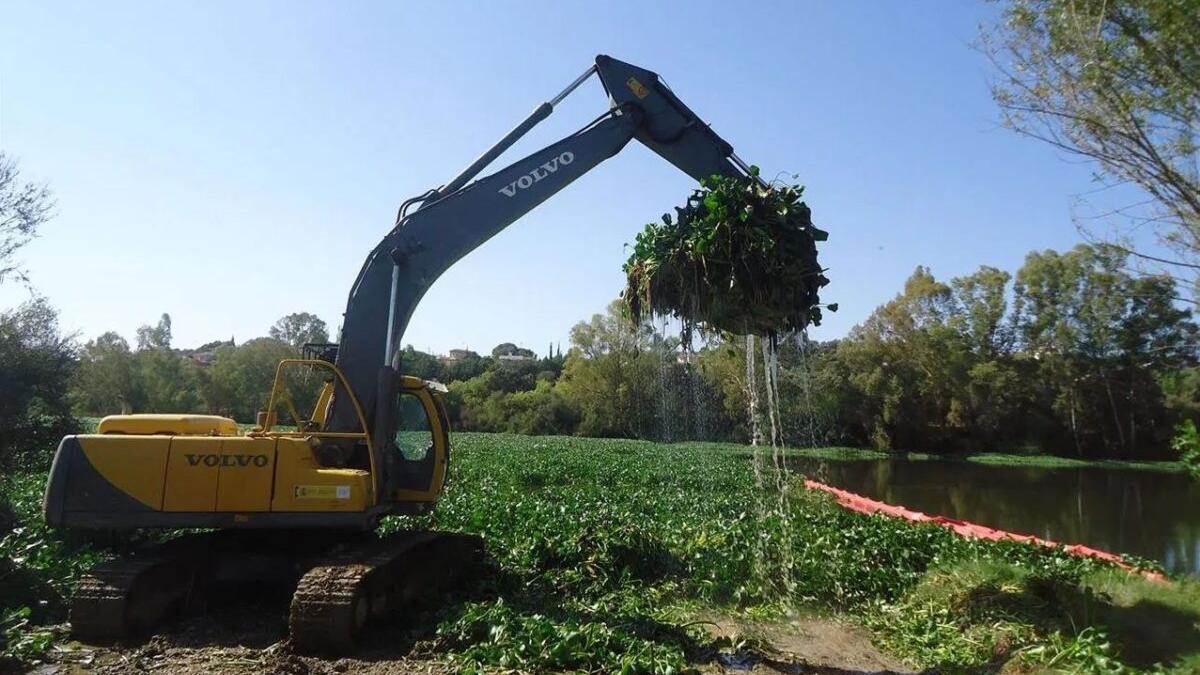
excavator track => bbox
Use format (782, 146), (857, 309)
(67, 530), (482, 650)
(70, 538), (210, 641)
(289, 531), (483, 655)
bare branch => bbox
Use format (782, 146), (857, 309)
(980, 0), (1200, 303)
(0, 152), (56, 286)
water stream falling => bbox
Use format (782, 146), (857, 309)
(745, 335), (762, 449)
(740, 330), (835, 605)
(655, 315), (676, 443)
(649, 317), (829, 606)
(752, 332), (799, 602)
(651, 315), (722, 443)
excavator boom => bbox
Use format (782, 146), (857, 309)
(328, 54), (752, 438)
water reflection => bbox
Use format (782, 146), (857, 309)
(788, 457), (1200, 575)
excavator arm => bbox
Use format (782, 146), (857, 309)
(328, 55), (756, 443)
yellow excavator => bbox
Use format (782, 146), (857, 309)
(43, 54), (760, 653)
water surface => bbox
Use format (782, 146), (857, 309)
(788, 457), (1200, 575)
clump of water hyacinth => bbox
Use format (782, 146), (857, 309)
(623, 169), (832, 336)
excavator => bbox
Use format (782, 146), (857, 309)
(42, 55), (761, 654)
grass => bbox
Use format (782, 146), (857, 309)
(3, 432), (1199, 673)
(935, 452), (1184, 473)
(778, 444), (1185, 473)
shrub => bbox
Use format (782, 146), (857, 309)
(1174, 420), (1200, 479)
(0, 298), (76, 471)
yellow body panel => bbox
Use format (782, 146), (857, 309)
(77, 434), (372, 516)
(163, 437), (222, 511)
(216, 437), (276, 512)
(53, 363), (450, 527)
(271, 438), (370, 512)
(80, 436), (170, 509)
(98, 414), (238, 436)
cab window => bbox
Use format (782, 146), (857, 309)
(393, 392), (432, 461)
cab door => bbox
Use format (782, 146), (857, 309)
(380, 376), (449, 503)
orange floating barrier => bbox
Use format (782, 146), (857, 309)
(804, 479), (1166, 582)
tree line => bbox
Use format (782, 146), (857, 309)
(4, 240), (1194, 471)
(815, 245), (1197, 458)
(70, 311), (330, 423)
(437, 243), (1198, 461)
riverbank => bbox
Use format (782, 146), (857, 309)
(947, 451), (1184, 472)
(778, 444), (1186, 473)
(4, 433), (1200, 672)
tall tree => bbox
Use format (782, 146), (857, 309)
(72, 332), (143, 414)
(136, 314), (173, 350)
(206, 338), (299, 421)
(0, 153), (55, 285)
(1015, 245), (1196, 457)
(133, 313), (199, 412)
(948, 267), (1027, 448)
(0, 297), (76, 469)
(981, 0), (1200, 301)
(831, 267), (976, 451)
(269, 312), (329, 348)
(557, 301), (660, 438)
(950, 266), (1014, 357)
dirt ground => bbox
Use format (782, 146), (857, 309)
(15, 599), (448, 675)
(15, 604), (917, 675)
(700, 616), (917, 675)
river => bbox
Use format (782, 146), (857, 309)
(788, 457), (1200, 576)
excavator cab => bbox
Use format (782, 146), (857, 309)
(377, 373), (451, 503)
(256, 357), (450, 508)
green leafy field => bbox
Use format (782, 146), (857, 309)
(3, 433), (1199, 672)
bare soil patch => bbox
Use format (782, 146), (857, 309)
(18, 609), (917, 675)
(701, 615), (919, 675)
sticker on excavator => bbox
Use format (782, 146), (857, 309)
(294, 485), (351, 499)
(625, 77), (648, 99)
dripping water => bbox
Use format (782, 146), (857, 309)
(651, 312), (721, 444)
(649, 319), (825, 607)
(656, 314), (675, 443)
(745, 330), (833, 607)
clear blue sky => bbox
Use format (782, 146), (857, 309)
(1, 1), (1112, 355)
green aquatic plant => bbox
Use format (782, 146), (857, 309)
(622, 170), (831, 336)
(4, 434), (1198, 672)
(381, 435), (1183, 672)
